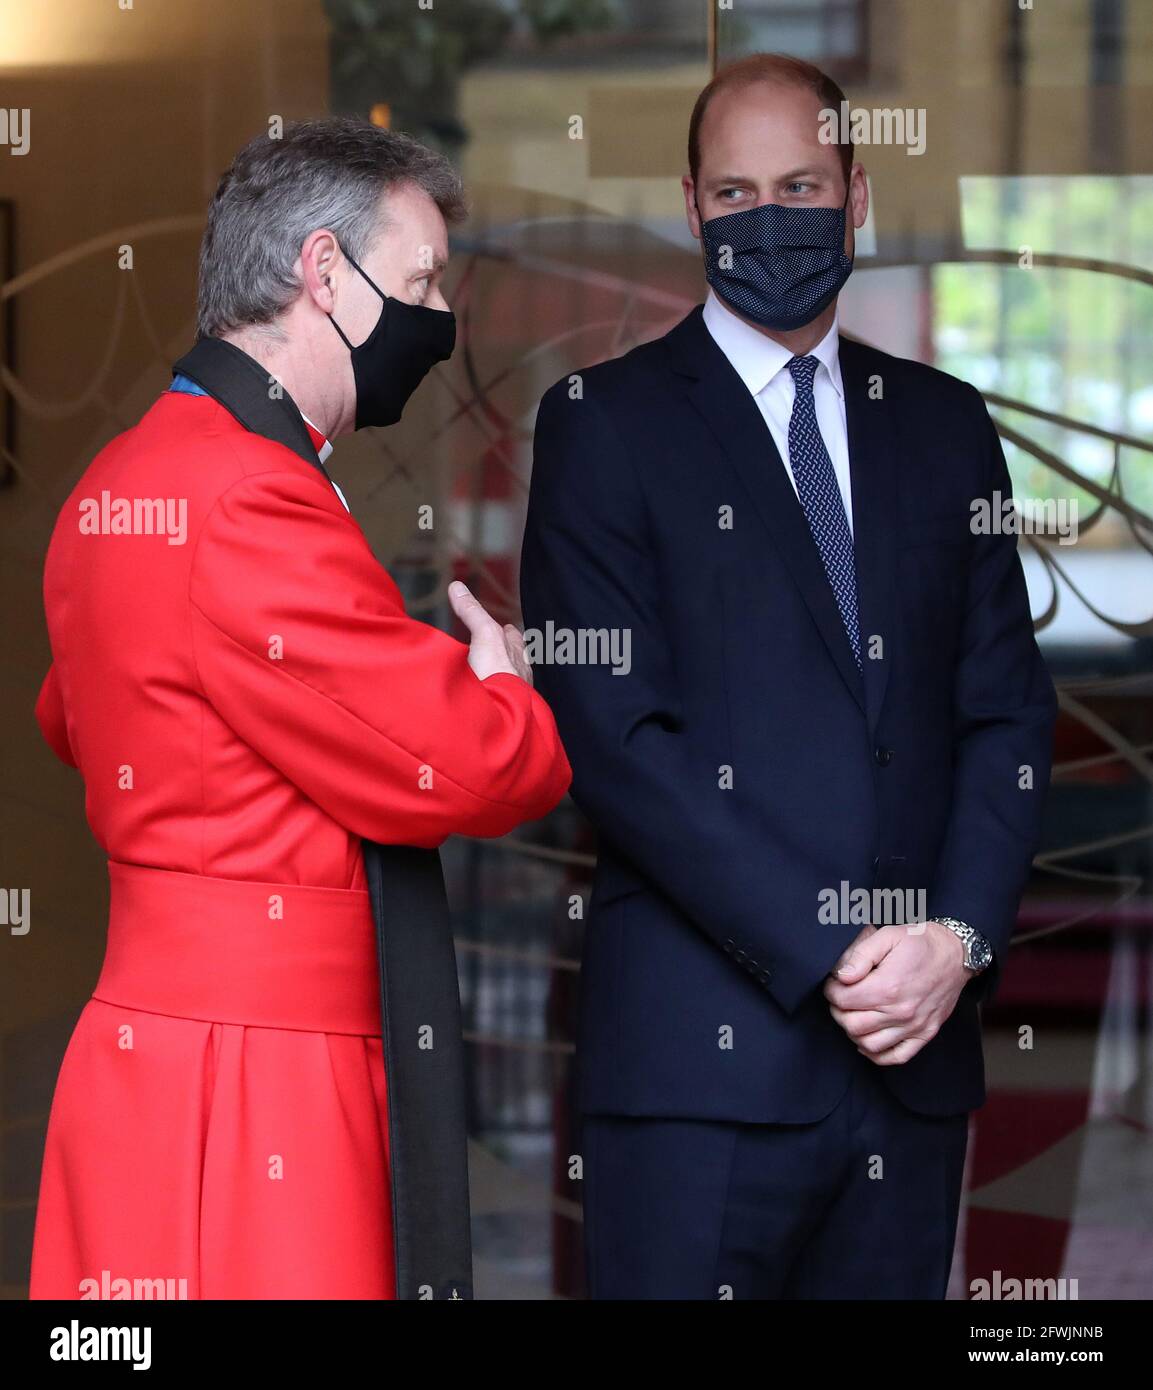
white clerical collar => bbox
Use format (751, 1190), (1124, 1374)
(702, 289), (844, 400)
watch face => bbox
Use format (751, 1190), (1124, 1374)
(969, 934), (994, 972)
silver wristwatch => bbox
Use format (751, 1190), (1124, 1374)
(934, 917), (993, 973)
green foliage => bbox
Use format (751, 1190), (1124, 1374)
(520, 0), (616, 41)
(325, 1), (514, 85)
(323, 0), (620, 150)
(325, 0), (616, 77)
(936, 176), (1153, 513)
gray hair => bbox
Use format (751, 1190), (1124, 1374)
(196, 117), (467, 339)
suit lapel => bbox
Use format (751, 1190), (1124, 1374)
(668, 306), (866, 715)
(839, 336), (898, 734)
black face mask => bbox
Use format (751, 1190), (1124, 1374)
(328, 247), (456, 429)
(699, 179), (853, 332)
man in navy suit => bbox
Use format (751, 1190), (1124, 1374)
(519, 53), (1057, 1299)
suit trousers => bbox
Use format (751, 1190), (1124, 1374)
(581, 1055), (969, 1300)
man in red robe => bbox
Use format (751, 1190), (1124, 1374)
(30, 118), (570, 1300)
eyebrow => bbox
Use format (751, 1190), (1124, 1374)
(702, 173), (756, 189)
(411, 255), (447, 276)
(703, 167), (830, 188)
(778, 166), (829, 182)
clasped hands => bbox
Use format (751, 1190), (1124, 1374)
(823, 921), (972, 1067)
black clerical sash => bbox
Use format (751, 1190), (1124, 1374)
(172, 334), (473, 1301)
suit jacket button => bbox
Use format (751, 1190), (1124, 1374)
(757, 969), (771, 983)
(875, 746), (894, 766)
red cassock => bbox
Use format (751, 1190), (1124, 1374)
(29, 387), (571, 1299)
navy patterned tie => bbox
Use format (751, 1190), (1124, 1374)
(785, 355), (861, 669)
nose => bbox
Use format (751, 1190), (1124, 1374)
(428, 286), (450, 314)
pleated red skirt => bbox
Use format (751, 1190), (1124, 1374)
(30, 861), (394, 1300)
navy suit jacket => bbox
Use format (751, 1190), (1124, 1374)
(520, 304), (1057, 1121)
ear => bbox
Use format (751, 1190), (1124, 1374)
(682, 174), (703, 240)
(849, 162), (869, 230)
(298, 228), (342, 314)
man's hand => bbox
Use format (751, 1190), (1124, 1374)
(448, 581), (533, 684)
(823, 921), (970, 1067)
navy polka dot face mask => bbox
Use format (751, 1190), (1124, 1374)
(699, 183), (854, 332)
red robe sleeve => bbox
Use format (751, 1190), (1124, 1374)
(189, 468), (571, 847)
(35, 664), (78, 768)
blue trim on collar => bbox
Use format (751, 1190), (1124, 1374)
(169, 373), (208, 395)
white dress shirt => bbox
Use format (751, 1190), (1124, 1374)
(701, 289), (854, 536)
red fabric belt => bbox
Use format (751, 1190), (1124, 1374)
(94, 860), (382, 1036)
